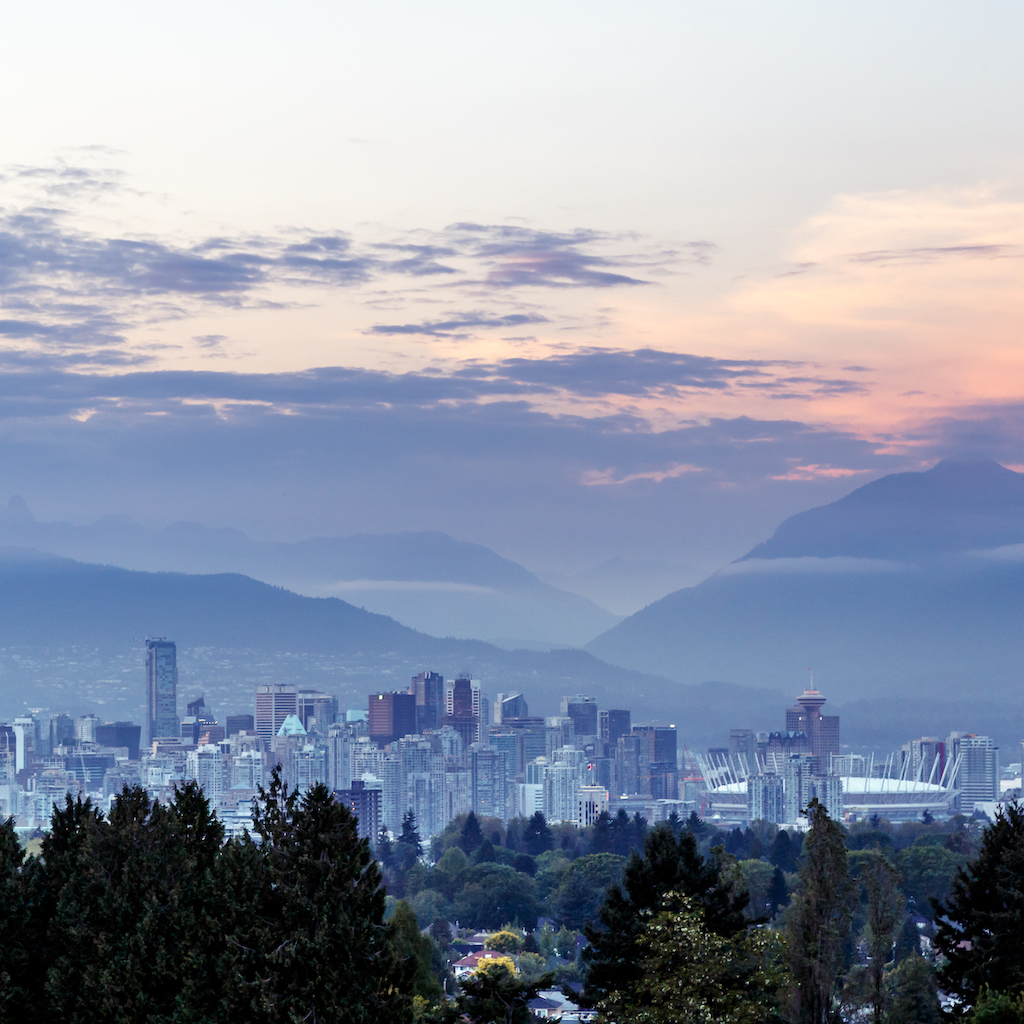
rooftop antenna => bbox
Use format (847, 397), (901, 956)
(807, 667), (814, 689)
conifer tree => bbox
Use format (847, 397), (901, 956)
(769, 830), (799, 873)
(0, 815), (29, 1023)
(628, 811), (649, 853)
(768, 865), (790, 917)
(390, 900), (443, 1002)
(458, 811), (484, 854)
(598, 893), (789, 1024)
(885, 955), (942, 1024)
(523, 811), (553, 856)
(398, 810), (423, 872)
(785, 799), (856, 1024)
(579, 822), (748, 1008)
(933, 801), (1024, 1011)
(589, 810), (615, 853)
(241, 771), (406, 1024)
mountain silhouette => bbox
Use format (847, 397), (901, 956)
(0, 507), (617, 649)
(586, 460), (1024, 748)
(743, 459), (1024, 562)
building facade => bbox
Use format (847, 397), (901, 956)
(146, 639), (179, 745)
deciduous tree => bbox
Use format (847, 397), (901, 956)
(598, 893), (789, 1024)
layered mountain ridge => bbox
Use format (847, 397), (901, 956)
(0, 503), (618, 649)
(586, 460), (1024, 748)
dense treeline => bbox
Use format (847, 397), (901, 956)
(4, 787), (1024, 1023)
(0, 772), (410, 1024)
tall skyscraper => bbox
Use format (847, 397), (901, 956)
(412, 671), (446, 732)
(367, 691), (416, 747)
(561, 695), (598, 739)
(95, 721), (142, 760)
(297, 689), (339, 734)
(600, 709), (631, 750)
(255, 684), (297, 741)
(950, 733), (999, 809)
(729, 729), (757, 770)
(446, 678), (480, 750)
(495, 692), (529, 724)
(226, 714), (255, 738)
(785, 689), (840, 767)
(327, 723), (352, 791)
(146, 639), (179, 745)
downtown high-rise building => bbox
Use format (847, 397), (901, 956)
(785, 689), (840, 767)
(561, 695), (598, 741)
(412, 671), (446, 733)
(255, 684), (297, 742)
(949, 733), (999, 809)
(146, 639), (179, 745)
(368, 691), (416, 747)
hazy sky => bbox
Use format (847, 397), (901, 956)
(1, 2), (1023, 581)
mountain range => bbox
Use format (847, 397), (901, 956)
(0, 501), (618, 649)
(0, 546), (773, 751)
(2, 459), (1023, 753)
(587, 459), (1024, 750)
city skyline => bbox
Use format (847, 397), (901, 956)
(0, 647), (1006, 837)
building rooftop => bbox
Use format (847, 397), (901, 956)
(276, 714), (307, 737)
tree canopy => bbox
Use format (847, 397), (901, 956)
(934, 801), (1024, 1013)
(579, 822), (748, 1008)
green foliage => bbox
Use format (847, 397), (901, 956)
(769, 829), (800, 873)
(897, 843), (961, 918)
(893, 911), (921, 962)
(459, 812), (484, 854)
(933, 801), (1024, 1011)
(580, 821), (748, 1009)
(768, 865), (790, 917)
(597, 893), (790, 1024)
(738, 858), (777, 922)
(235, 771), (407, 1023)
(974, 988), (1024, 1024)
(0, 815), (29, 1023)
(785, 799), (857, 1024)
(452, 864), (541, 930)
(523, 811), (554, 856)
(5, 773), (406, 1024)
(589, 810), (615, 854)
(554, 925), (577, 960)
(515, 951), (547, 983)
(435, 845), (469, 877)
(473, 837), (497, 863)
(885, 955), (942, 1024)
(549, 853), (626, 929)
(861, 849), (904, 1024)
(391, 900), (444, 1002)
(847, 824), (896, 859)
(411, 887), (452, 928)
(455, 959), (554, 1024)
(398, 810), (423, 871)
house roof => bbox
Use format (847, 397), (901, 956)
(453, 951), (509, 969)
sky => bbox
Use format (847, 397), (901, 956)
(1, 1), (1023, 592)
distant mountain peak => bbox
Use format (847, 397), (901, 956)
(0, 496), (35, 525)
(743, 458), (1024, 562)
